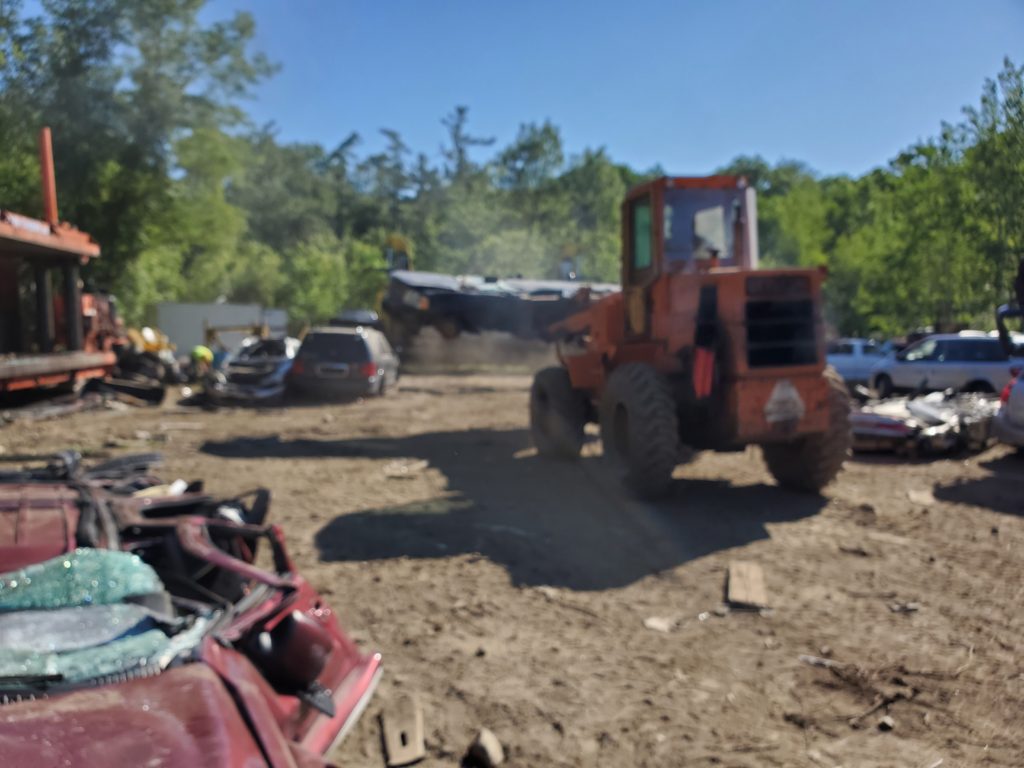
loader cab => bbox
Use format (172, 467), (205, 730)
(622, 176), (759, 335)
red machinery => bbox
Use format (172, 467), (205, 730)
(530, 176), (850, 498)
(0, 128), (119, 395)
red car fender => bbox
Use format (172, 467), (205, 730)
(203, 639), (306, 768)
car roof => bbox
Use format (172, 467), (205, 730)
(918, 333), (998, 342)
(306, 326), (375, 337)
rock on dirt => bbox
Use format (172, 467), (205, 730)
(643, 616), (675, 633)
(464, 728), (504, 767)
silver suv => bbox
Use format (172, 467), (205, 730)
(870, 333), (1020, 397)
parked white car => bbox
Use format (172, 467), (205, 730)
(826, 338), (886, 384)
(869, 333), (1021, 397)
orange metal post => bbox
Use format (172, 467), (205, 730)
(39, 126), (58, 226)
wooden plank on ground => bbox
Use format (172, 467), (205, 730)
(727, 561), (769, 609)
(381, 693), (425, 767)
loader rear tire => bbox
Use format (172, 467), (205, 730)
(600, 363), (680, 500)
(762, 367), (851, 493)
(530, 367), (586, 459)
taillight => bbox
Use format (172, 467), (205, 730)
(360, 362), (378, 378)
(291, 359), (305, 375)
(1001, 376), (1017, 403)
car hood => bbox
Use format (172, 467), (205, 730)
(0, 663), (267, 768)
(224, 358), (292, 383)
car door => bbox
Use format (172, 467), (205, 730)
(375, 333), (399, 387)
(926, 339), (963, 390)
(975, 338), (1013, 391)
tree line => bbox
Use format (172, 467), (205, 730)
(1, 1), (1021, 337)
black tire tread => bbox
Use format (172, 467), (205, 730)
(762, 367), (851, 492)
(599, 363), (680, 499)
(874, 373), (893, 398)
(530, 367), (586, 459)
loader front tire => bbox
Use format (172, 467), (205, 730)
(762, 367), (851, 493)
(600, 363), (680, 500)
(530, 367), (586, 459)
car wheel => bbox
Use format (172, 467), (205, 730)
(435, 317), (461, 340)
(963, 380), (995, 393)
(874, 374), (893, 398)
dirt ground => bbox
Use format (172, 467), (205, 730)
(2, 369), (1022, 767)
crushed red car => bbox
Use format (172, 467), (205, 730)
(0, 452), (380, 768)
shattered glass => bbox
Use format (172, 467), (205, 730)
(0, 628), (170, 684)
(0, 604), (157, 652)
(0, 549), (208, 689)
(0, 548), (163, 612)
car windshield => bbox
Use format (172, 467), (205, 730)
(236, 339), (291, 360)
(300, 333), (370, 362)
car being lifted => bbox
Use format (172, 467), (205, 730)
(0, 452), (380, 768)
(380, 269), (619, 350)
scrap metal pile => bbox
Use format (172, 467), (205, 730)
(851, 390), (1000, 456)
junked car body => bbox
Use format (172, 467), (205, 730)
(0, 452), (380, 768)
(209, 336), (300, 405)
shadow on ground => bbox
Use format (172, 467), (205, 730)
(933, 451), (1024, 516)
(202, 429), (826, 590)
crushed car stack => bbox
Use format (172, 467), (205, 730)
(850, 390), (1000, 456)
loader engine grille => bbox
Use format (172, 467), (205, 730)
(745, 291), (817, 368)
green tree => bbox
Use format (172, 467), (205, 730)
(441, 105), (494, 182)
(282, 232), (348, 324)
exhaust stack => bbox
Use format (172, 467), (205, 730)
(39, 126), (58, 226)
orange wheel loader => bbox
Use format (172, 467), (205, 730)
(530, 176), (850, 499)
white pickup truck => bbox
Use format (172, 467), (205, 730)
(826, 338), (885, 384)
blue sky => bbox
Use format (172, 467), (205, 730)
(205, 0), (1023, 177)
